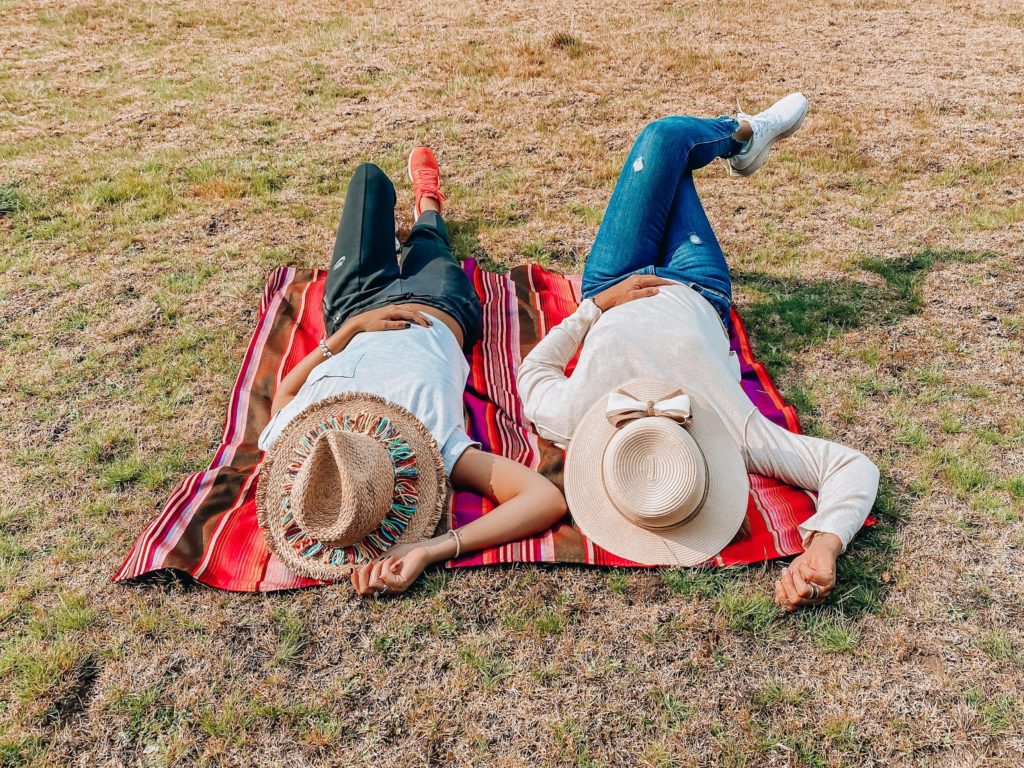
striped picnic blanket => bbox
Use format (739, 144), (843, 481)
(115, 262), (823, 592)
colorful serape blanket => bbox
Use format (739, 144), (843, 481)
(115, 262), (829, 592)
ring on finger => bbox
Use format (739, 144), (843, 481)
(808, 583), (820, 600)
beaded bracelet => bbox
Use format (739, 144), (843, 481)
(318, 338), (333, 359)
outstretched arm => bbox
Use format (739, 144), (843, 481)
(350, 448), (567, 596)
(741, 410), (880, 611)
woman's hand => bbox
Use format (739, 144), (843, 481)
(350, 541), (440, 598)
(349, 448), (568, 599)
(344, 305), (432, 336)
(592, 274), (674, 312)
(774, 532), (842, 612)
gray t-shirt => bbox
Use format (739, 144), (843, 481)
(258, 314), (477, 475)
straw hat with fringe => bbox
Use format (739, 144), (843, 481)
(256, 392), (447, 580)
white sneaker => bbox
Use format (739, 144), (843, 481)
(729, 92), (809, 176)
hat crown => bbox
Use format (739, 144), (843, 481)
(290, 430), (395, 544)
(601, 417), (707, 530)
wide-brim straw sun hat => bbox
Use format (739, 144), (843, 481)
(565, 378), (749, 566)
(256, 392), (447, 581)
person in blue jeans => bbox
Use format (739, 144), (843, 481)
(519, 93), (882, 613)
(581, 93), (808, 327)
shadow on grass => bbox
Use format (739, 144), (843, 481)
(447, 219), (511, 271)
(724, 247), (994, 622)
(447, 218), (579, 274)
(733, 247), (993, 377)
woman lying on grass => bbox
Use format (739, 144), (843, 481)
(256, 150), (566, 596)
(517, 94), (880, 612)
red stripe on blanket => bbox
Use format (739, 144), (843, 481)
(114, 263), (871, 592)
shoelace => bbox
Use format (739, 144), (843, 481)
(412, 167), (446, 204)
(738, 109), (783, 143)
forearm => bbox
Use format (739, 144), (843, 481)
(518, 299), (600, 384)
(517, 299), (601, 438)
(796, 453), (880, 552)
(743, 410), (880, 553)
(430, 448), (569, 564)
(420, 487), (567, 563)
(271, 324), (358, 415)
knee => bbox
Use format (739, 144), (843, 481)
(640, 115), (701, 142)
(348, 162), (395, 199)
(352, 159), (385, 177)
(634, 117), (685, 156)
(352, 162), (388, 184)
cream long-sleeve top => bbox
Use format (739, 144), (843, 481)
(516, 284), (879, 552)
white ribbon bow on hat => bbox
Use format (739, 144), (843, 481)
(605, 389), (691, 429)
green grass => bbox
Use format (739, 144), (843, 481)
(715, 591), (782, 639)
(927, 447), (995, 499)
(963, 690), (1023, 736)
(0, 736), (46, 768)
(271, 608), (308, 667)
(807, 129), (872, 175)
(459, 642), (512, 691)
(652, 689), (694, 727)
(0, 182), (28, 216)
(661, 567), (744, 600)
(550, 32), (587, 59)
(978, 630), (1021, 665)
(605, 571), (629, 595)
(798, 610), (862, 652)
(736, 249), (992, 375)
(106, 683), (179, 746)
(184, 158), (290, 200)
(0, 637), (99, 726)
(893, 415), (928, 449)
(567, 201), (603, 226)
(551, 718), (605, 768)
(83, 166), (176, 222)
(968, 201), (1024, 231)
(751, 679), (812, 709)
(1006, 474), (1024, 502)
(499, 590), (571, 636)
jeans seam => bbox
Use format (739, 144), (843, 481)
(682, 127), (740, 170)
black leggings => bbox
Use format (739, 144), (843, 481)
(322, 163), (482, 351)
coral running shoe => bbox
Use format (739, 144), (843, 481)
(408, 146), (446, 220)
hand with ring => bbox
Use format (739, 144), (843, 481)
(774, 532), (841, 612)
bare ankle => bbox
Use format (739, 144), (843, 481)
(733, 120), (753, 143)
(418, 196), (441, 215)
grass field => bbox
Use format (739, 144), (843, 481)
(2, 0), (1023, 765)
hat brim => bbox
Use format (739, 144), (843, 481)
(565, 378), (749, 566)
(256, 392), (448, 581)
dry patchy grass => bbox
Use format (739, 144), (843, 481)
(1, 0), (1023, 765)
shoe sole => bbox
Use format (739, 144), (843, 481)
(732, 101), (809, 177)
(408, 151), (418, 221)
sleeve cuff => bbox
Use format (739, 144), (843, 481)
(579, 297), (603, 322)
(443, 436), (481, 476)
(797, 523), (850, 555)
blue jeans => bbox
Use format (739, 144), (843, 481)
(581, 115), (743, 327)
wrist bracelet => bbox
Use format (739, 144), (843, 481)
(448, 528), (462, 559)
(318, 338), (333, 359)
